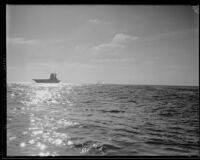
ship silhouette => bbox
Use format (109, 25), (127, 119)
(33, 73), (60, 83)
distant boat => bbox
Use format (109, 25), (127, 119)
(33, 73), (60, 83)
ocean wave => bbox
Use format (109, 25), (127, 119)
(7, 84), (199, 156)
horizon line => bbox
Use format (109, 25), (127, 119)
(6, 81), (199, 87)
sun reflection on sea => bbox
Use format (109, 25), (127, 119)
(17, 83), (80, 156)
(7, 83), (200, 156)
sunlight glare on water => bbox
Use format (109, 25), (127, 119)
(7, 83), (199, 156)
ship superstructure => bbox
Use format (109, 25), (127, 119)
(33, 73), (60, 83)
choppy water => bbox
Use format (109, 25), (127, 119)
(7, 83), (199, 156)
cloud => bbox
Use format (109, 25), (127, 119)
(90, 57), (132, 63)
(112, 33), (138, 44)
(75, 45), (86, 51)
(92, 33), (138, 52)
(89, 19), (101, 23)
(192, 5), (199, 14)
(7, 37), (40, 46)
(92, 43), (123, 51)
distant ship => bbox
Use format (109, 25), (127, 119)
(33, 73), (60, 83)
(96, 81), (102, 85)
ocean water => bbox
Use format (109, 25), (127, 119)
(7, 83), (199, 156)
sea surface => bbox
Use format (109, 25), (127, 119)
(7, 83), (199, 156)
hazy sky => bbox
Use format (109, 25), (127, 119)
(6, 5), (199, 85)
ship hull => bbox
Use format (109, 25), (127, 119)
(33, 79), (60, 83)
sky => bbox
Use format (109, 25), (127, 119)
(6, 5), (199, 85)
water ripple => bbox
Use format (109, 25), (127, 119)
(7, 83), (199, 156)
